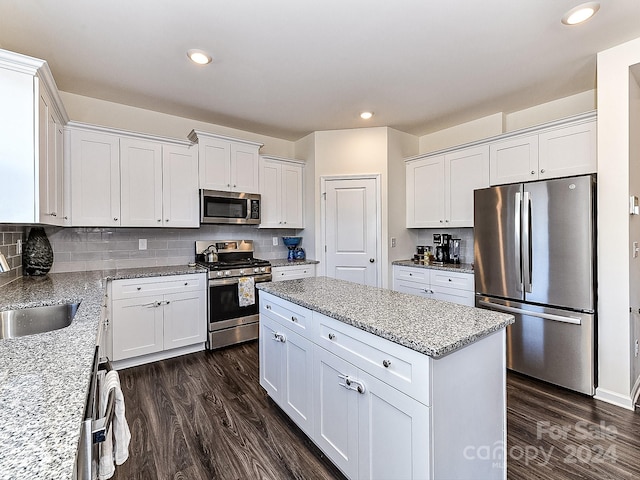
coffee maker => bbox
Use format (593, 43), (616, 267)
(450, 238), (461, 264)
(433, 233), (451, 263)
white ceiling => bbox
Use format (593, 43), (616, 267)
(2, 1), (640, 141)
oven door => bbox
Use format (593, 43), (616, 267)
(208, 274), (271, 330)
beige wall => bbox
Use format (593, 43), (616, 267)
(418, 90), (597, 154)
(595, 36), (640, 409)
(60, 91), (294, 157)
(294, 132), (316, 260)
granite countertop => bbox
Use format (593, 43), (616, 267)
(269, 258), (320, 268)
(392, 259), (474, 274)
(257, 276), (513, 358)
(0, 264), (206, 480)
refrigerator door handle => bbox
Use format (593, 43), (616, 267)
(523, 191), (532, 293)
(478, 300), (582, 325)
(514, 192), (522, 292)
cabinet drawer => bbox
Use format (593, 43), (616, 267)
(272, 265), (315, 281)
(112, 274), (204, 299)
(315, 312), (430, 405)
(429, 270), (473, 291)
(260, 292), (312, 338)
(394, 280), (432, 298)
(393, 266), (429, 284)
(431, 285), (475, 307)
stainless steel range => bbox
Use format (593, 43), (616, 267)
(195, 240), (271, 349)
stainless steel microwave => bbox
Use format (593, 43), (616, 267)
(200, 190), (261, 225)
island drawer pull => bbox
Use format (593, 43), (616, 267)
(328, 333), (336, 340)
(383, 359), (392, 368)
(266, 304), (272, 310)
(291, 316), (298, 322)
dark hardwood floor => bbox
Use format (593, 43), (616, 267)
(112, 342), (640, 480)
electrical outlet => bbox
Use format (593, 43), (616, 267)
(16, 239), (22, 255)
(634, 241), (639, 258)
(635, 339), (639, 357)
(138, 239), (147, 250)
(272, 237), (278, 246)
(391, 237), (397, 248)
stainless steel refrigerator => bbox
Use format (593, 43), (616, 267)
(474, 174), (596, 395)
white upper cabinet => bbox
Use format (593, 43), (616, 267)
(489, 135), (538, 185)
(259, 155), (304, 229)
(69, 128), (121, 226)
(406, 145), (489, 228)
(189, 130), (262, 193)
(489, 115), (596, 185)
(0, 49), (68, 224)
(162, 144), (199, 227)
(120, 138), (163, 227)
(69, 124), (199, 227)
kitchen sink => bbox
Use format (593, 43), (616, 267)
(0, 302), (80, 340)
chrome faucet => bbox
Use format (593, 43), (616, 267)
(0, 253), (10, 273)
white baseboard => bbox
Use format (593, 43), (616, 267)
(112, 343), (205, 370)
(594, 387), (635, 411)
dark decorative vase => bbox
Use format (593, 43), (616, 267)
(23, 227), (54, 276)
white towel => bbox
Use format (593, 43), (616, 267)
(238, 276), (256, 307)
(99, 370), (131, 480)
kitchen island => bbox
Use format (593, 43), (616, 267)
(0, 265), (205, 480)
(257, 276), (514, 480)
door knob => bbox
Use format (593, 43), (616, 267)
(369, 258), (375, 263)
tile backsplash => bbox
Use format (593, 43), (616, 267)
(414, 227), (474, 265)
(0, 225), (24, 286)
(45, 225), (304, 273)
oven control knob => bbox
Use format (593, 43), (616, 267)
(254, 267), (260, 273)
(225, 270), (231, 276)
(217, 271), (223, 277)
(239, 269), (244, 275)
(260, 267), (266, 272)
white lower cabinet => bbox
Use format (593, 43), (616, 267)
(259, 290), (506, 480)
(313, 346), (429, 480)
(393, 265), (475, 306)
(271, 264), (316, 281)
(109, 273), (207, 367)
(260, 313), (315, 436)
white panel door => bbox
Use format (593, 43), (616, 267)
(112, 296), (164, 361)
(406, 156), (445, 228)
(258, 158), (282, 228)
(282, 327), (315, 436)
(325, 177), (379, 287)
(538, 121), (596, 179)
(199, 138), (231, 191)
(162, 144), (199, 227)
(120, 138), (162, 227)
(70, 130), (121, 226)
(313, 346), (359, 479)
(260, 315), (284, 400)
(282, 163), (303, 228)
(445, 145), (490, 227)
(358, 370), (431, 480)
(489, 134), (538, 185)
(163, 291), (206, 349)
(231, 143), (259, 193)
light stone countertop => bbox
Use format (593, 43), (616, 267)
(0, 265), (206, 480)
(392, 259), (474, 274)
(269, 258), (320, 268)
(257, 276), (513, 358)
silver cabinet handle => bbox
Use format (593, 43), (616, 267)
(291, 316), (298, 322)
(113, 217), (118, 221)
(540, 169), (546, 173)
(338, 374), (366, 394)
(184, 282), (188, 286)
(165, 219), (169, 222)
(137, 287), (142, 291)
(531, 170), (535, 174)
(233, 184), (237, 188)
(142, 301), (160, 307)
(383, 359), (391, 368)
(266, 304), (271, 310)
(328, 333), (336, 340)
(448, 278), (452, 282)
(439, 219), (443, 223)
(50, 212), (57, 217)
(272, 332), (286, 342)
(157, 219), (162, 223)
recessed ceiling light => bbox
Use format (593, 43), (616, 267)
(187, 49), (212, 65)
(360, 111), (374, 120)
(561, 2), (600, 25)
